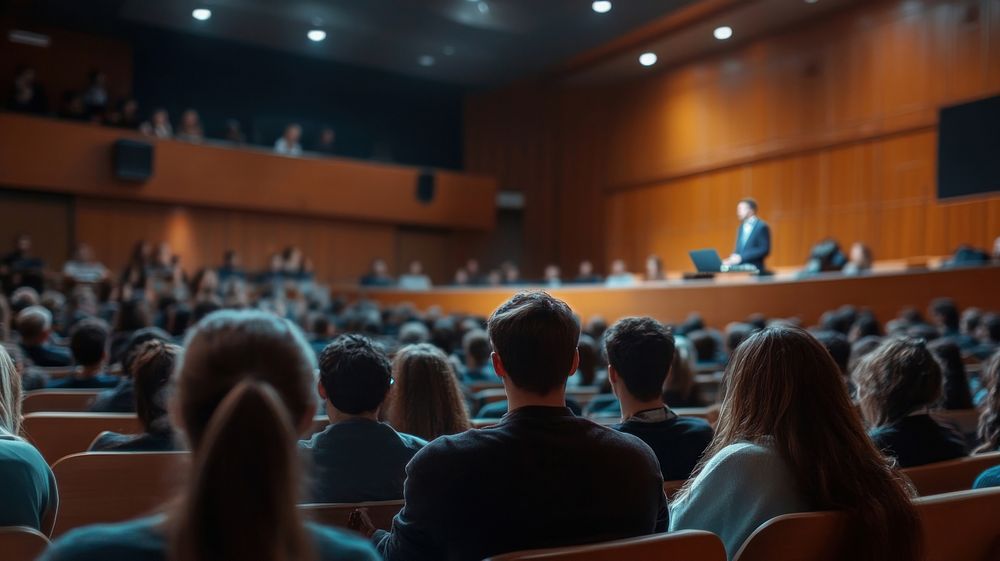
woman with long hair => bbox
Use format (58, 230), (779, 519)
(854, 337), (968, 468)
(386, 343), (470, 441)
(0, 345), (58, 533)
(43, 310), (379, 561)
(670, 326), (921, 561)
(975, 351), (1000, 453)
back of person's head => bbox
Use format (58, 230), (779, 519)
(462, 328), (491, 368)
(848, 335), (883, 374)
(812, 330), (851, 376)
(10, 286), (40, 314)
(849, 312), (882, 341)
(929, 297), (960, 331)
(0, 346), (22, 436)
(131, 340), (180, 434)
(665, 335), (698, 400)
(398, 321), (431, 346)
(70, 318), (109, 368)
(114, 298), (153, 332)
(686, 329), (718, 363)
(688, 326), (920, 561)
(960, 307), (982, 335)
(853, 337), (942, 427)
(979, 313), (1000, 343)
(604, 317), (675, 401)
(927, 338), (973, 410)
(906, 323), (940, 342)
(388, 343), (469, 440)
(976, 351), (1000, 453)
(122, 327), (171, 377)
(318, 334), (391, 415)
(576, 334), (600, 386)
(487, 291), (580, 395)
(724, 322), (756, 355)
(171, 309), (316, 561)
(16, 305), (52, 344)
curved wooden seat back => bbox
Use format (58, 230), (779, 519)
(51, 452), (190, 537)
(0, 526), (50, 561)
(22, 412), (143, 465)
(485, 530), (726, 561)
(914, 487), (1000, 561)
(733, 511), (846, 561)
(299, 500), (404, 531)
(902, 452), (1000, 496)
(22, 390), (101, 414)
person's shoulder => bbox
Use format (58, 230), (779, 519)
(0, 435), (48, 466)
(672, 415), (715, 435)
(89, 431), (124, 451)
(41, 517), (164, 561)
(394, 428), (429, 450)
(307, 522), (381, 561)
(973, 465), (1000, 490)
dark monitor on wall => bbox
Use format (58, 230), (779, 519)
(937, 94), (1000, 200)
(113, 139), (154, 182)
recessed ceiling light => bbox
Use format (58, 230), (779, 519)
(418, 55), (436, 67)
(307, 29), (326, 42)
(192, 8), (212, 21)
(713, 26), (733, 40)
(592, 1), (612, 13)
(638, 52), (657, 67)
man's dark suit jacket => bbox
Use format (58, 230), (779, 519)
(373, 405), (667, 561)
(733, 219), (771, 271)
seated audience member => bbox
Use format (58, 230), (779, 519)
(384, 343), (470, 440)
(567, 334), (601, 387)
(16, 305), (72, 367)
(110, 298), (154, 363)
(42, 311), (380, 561)
(3, 233), (45, 292)
(315, 126), (337, 154)
(301, 334), (426, 503)
(307, 313), (336, 357)
(216, 250), (246, 283)
(842, 242), (873, 275)
(452, 268), (470, 286)
(970, 313), (1000, 360)
(140, 108), (173, 138)
(663, 336), (708, 408)
(572, 260), (603, 284)
(605, 317), (713, 481)
(670, 326), (921, 560)
(223, 119), (245, 143)
(605, 259), (636, 287)
(501, 262), (522, 286)
(62, 244), (109, 284)
(7, 65), (48, 114)
(0, 346), (58, 533)
(812, 330), (854, 395)
(458, 329), (499, 383)
(645, 254), (665, 281)
(274, 123), (303, 156)
(929, 297), (975, 349)
(853, 337), (968, 468)
(49, 319), (118, 389)
(688, 329), (726, 366)
(89, 327), (171, 413)
(359, 258), (394, 287)
(397, 321), (431, 346)
(927, 339), (974, 410)
(724, 321), (756, 357)
(848, 311), (882, 342)
(174, 109), (204, 142)
(973, 352), (1000, 489)
(106, 98), (140, 129)
(58, 91), (88, 121)
(90, 340), (179, 451)
(363, 292), (666, 560)
(81, 69), (108, 117)
(542, 264), (561, 288)
(397, 260), (431, 290)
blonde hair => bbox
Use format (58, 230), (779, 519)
(0, 346), (23, 436)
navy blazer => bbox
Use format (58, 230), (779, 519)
(374, 406), (667, 561)
(733, 219), (771, 271)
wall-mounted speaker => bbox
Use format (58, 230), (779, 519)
(113, 139), (154, 182)
(416, 169), (435, 204)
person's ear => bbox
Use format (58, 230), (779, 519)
(608, 365), (618, 385)
(316, 379), (328, 401)
(491, 351), (507, 380)
(568, 348), (580, 379)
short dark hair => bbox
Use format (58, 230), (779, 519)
(929, 298), (960, 330)
(813, 330), (851, 375)
(70, 318), (110, 367)
(739, 198), (758, 212)
(487, 291), (579, 395)
(462, 329), (491, 366)
(318, 334), (392, 415)
(604, 317), (675, 401)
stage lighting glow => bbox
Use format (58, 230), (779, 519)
(592, 1), (612, 14)
(714, 26), (733, 40)
(638, 52), (657, 67)
(192, 8), (212, 21)
(308, 29), (327, 42)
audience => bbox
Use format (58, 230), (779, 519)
(973, 352), (1000, 488)
(175, 109), (204, 142)
(89, 327), (171, 413)
(274, 123), (304, 156)
(384, 343), (470, 441)
(573, 260), (602, 284)
(645, 254), (665, 281)
(842, 242), (873, 275)
(301, 334), (426, 503)
(140, 108), (173, 138)
(853, 337), (968, 468)
(359, 259), (394, 287)
(42, 310), (380, 561)
(457, 328), (498, 383)
(397, 261), (431, 290)
(927, 338), (974, 410)
(16, 305), (72, 367)
(670, 326), (921, 561)
(7, 65), (48, 114)
(62, 244), (109, 285)
(363, 291), (666, 560)
(89, 340), (179, 451)
(930, 297), (975, 349)
(605, 317), (713, 481)
(662, 335), (709, 408)
(0, 345), (58, 533)
(48, 318), (118, 389)
(605, 259), (636, 287)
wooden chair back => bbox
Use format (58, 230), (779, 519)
(901, 452), (1000, 496)
(915, 487), (1000, 561)
(0, 526), (50, 561)
(733, 511), (846, 561)
(299, 500), (404, 531)
(486, 530), (726, 561)
(22, 390), (101, 414)
(22, 412), (143, 465)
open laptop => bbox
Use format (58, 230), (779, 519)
(689, 249), (724, 273)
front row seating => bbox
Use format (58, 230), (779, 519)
(901, 451), (1000, 496)
(0, 526), (50, 561)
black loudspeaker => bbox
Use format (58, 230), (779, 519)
(113, 139), (154, 182)
(416, 170), (435, 204)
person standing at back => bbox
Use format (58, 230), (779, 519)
(723, 198), (771, 272)
(360, 291), (666, 561)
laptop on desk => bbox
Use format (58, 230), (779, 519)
(689, 249), (724, 273)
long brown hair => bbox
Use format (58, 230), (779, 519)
(387, 343), (470, 440)
(853, 336), (942, 427)
(0, 345), (22, 436)
(169, 310), (316, 561)
(975, 351), (1000, 453)
(680, 326), (921, 561)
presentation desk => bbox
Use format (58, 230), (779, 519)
(353, 266), (1000, 328)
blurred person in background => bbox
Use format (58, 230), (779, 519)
(274, 123), (303, 156)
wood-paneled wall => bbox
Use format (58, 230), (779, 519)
(466, 0), (1000, 274)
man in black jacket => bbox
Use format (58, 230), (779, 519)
(366, 291), (667, 561)
(723, 198), (771, 272)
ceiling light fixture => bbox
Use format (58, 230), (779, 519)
(592, 1), (612, 14)
(192, 8), (212, 21)
(638, 52), (657, 67)
(307, 29), (327, 42)
(713, 26), (733, 40)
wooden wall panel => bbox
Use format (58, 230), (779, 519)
(0, 190), (72, 269)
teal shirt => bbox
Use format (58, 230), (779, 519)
(0, 435), (57, 531)
(41, 515), (381, 561)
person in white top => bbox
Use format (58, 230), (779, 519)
(274, 123), (303, 156)
(604, 259), (636, 287)
(669, 325), (921, 561)
(62, 244), (108, 284)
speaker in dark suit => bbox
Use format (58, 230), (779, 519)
(725, 198), (771, 271)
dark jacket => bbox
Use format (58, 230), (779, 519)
(868, 414), (968, 468)
(373, 406), (667, 561)
(89, 378), (135, 413)
(734, 219), (771, 271)
(613, 413), (713, 482)
(21, 343), (72, 367)
(299, 419), (426, 504)
(46, 372), (119, 390)
(89, 430), (177, 452)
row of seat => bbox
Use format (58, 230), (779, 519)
(5, 487), (999, 561)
